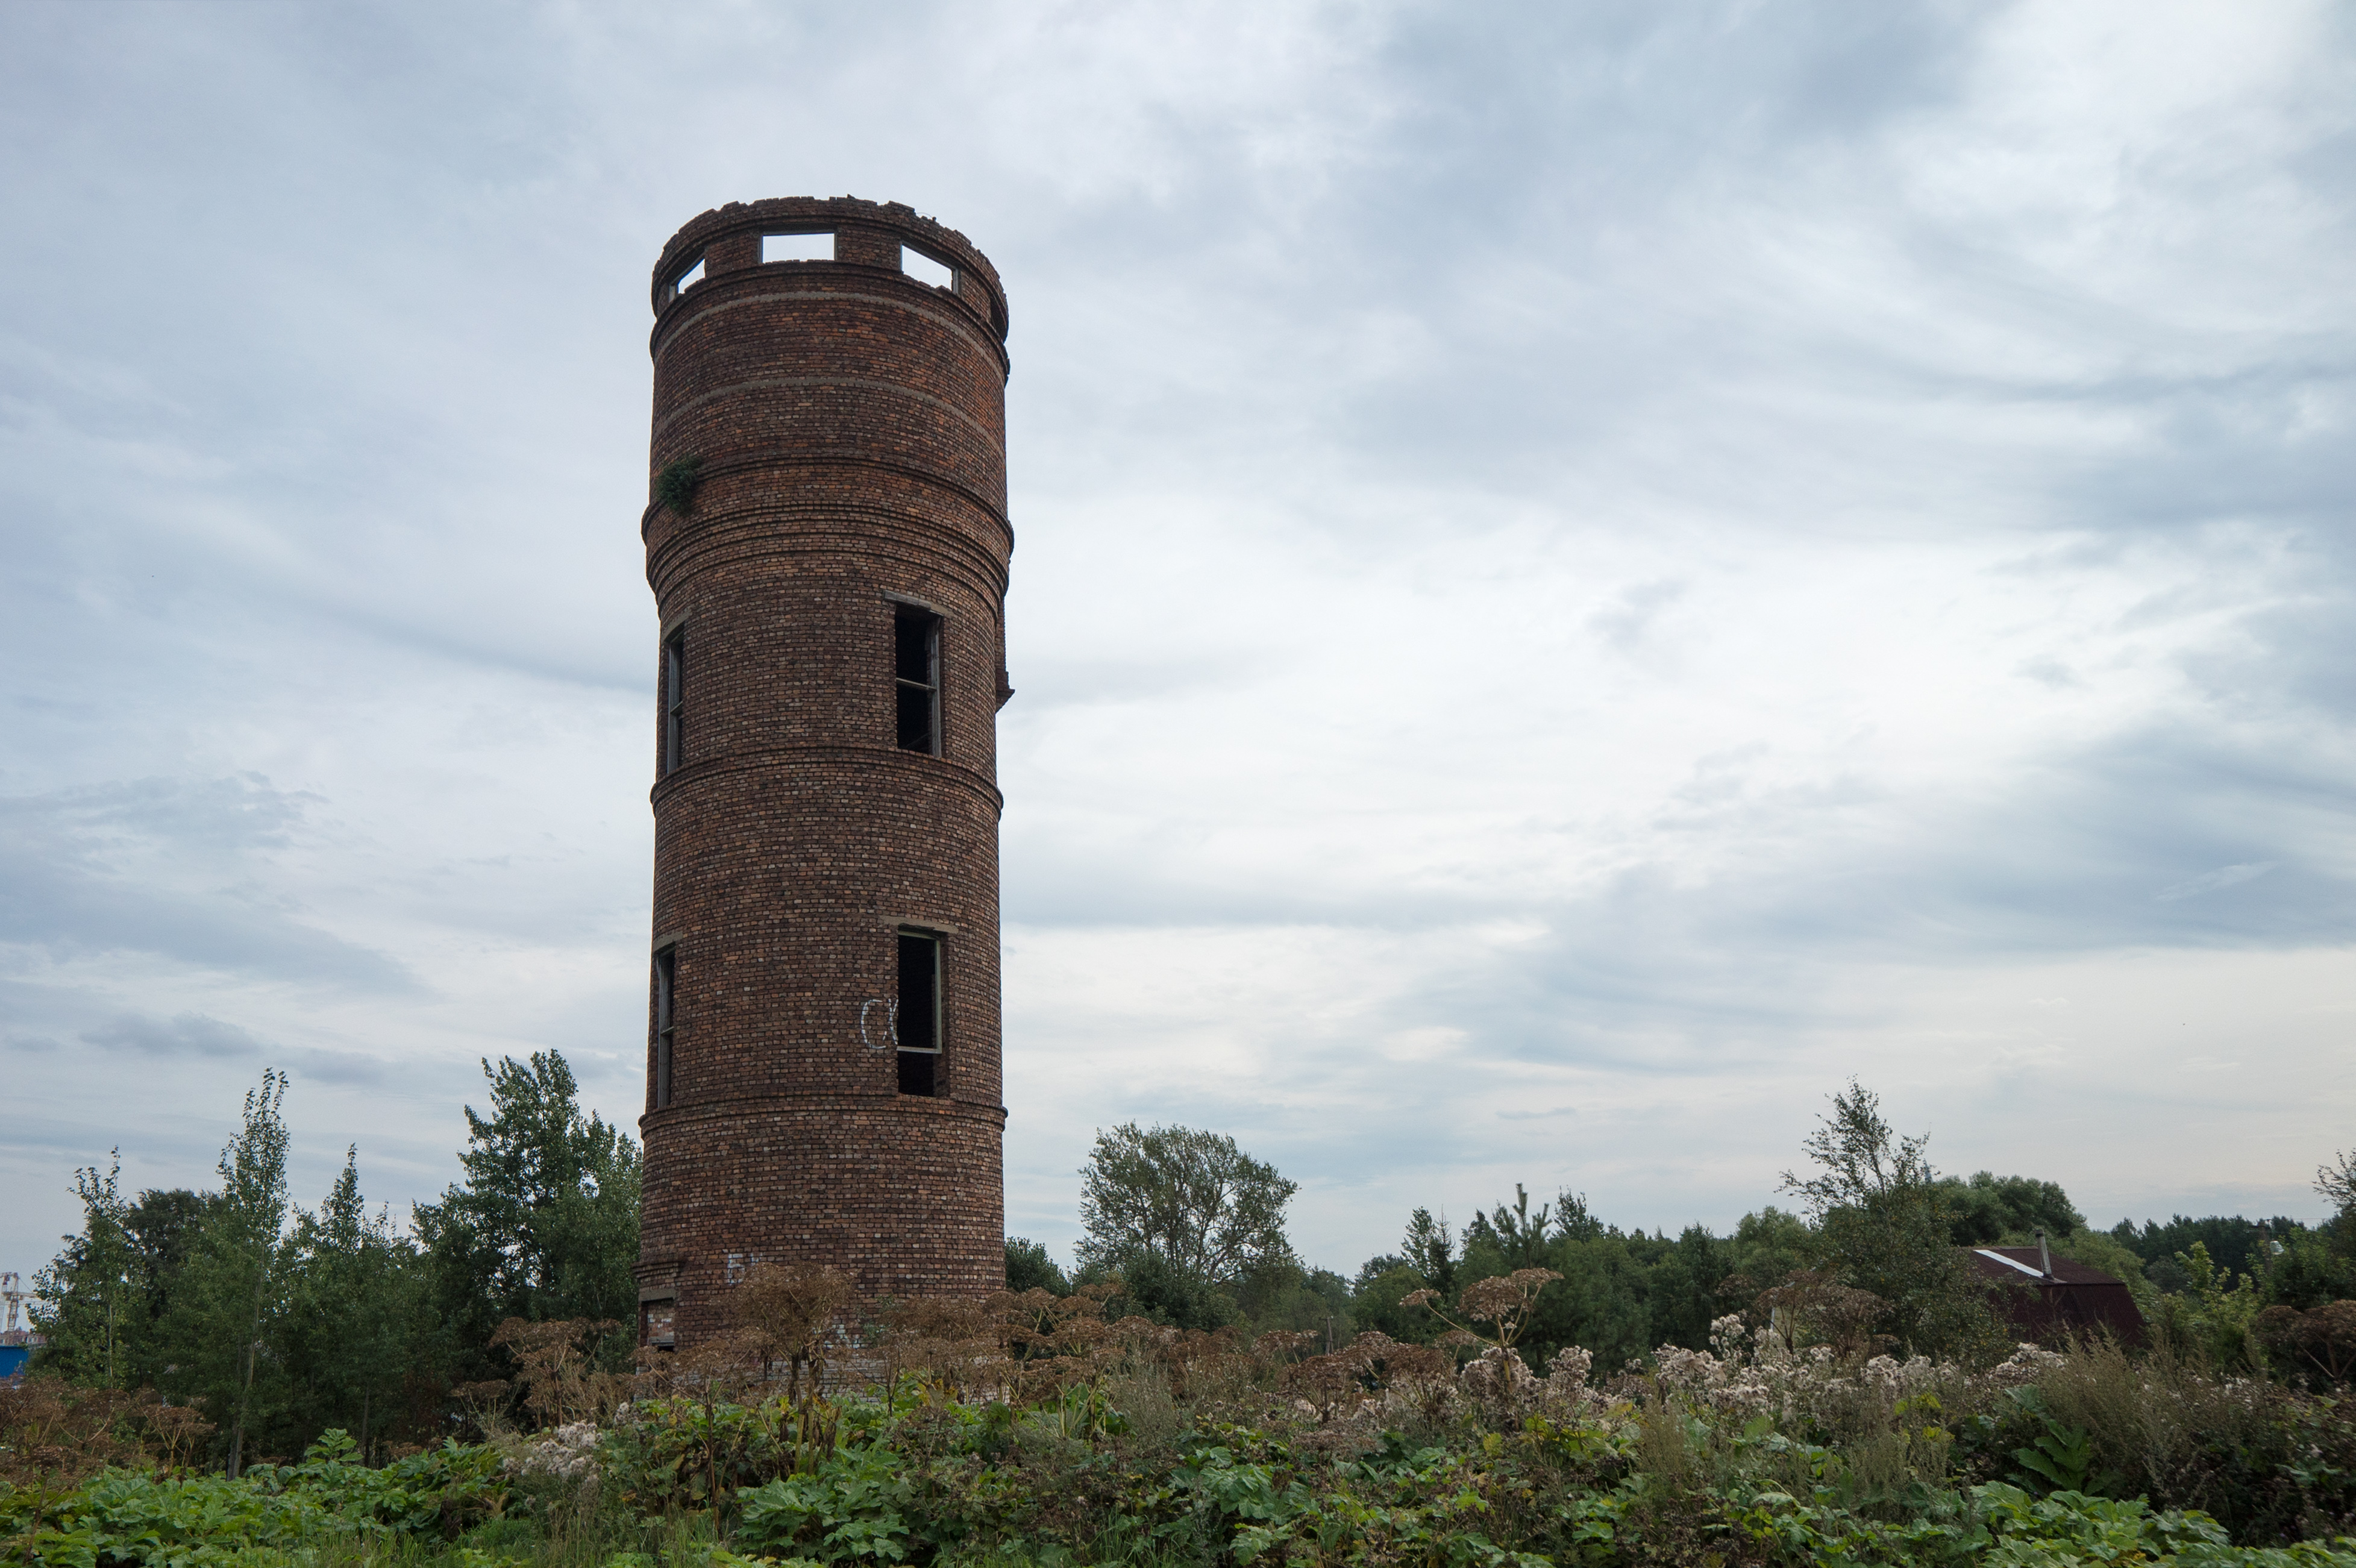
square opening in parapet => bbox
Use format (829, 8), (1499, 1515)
(762, 231), (833, 263)
(672, 257), (706, 293)
(900, 245), (954, 289)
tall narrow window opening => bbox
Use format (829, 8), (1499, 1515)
(894, 608), (941, 755)
(663, 629), (685, 774)
(897, 930), (940, 1097)
(653, 947), (677, 1108)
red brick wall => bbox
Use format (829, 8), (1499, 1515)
(634, 198), (1011, 1344)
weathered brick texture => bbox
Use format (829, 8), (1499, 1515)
(633, 198), (1010, 1348)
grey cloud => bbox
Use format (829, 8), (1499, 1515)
(83, 1012), (264, 1059)
(2058, 369), (2356, 539)
(2185, 586), (2356, 730)
(278, 1049), (392, 1088)
(2015, 656), (2078, 689)
(0, 778), (416, 992)
(77, 1009), (391, 1087)
(1012, 700), (2354, 964)
(1590, 581), (1687, 652)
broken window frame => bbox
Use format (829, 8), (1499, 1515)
(894, 607), (942, 756)
(653, 946), (677, 1109)
(663, 628), (685, 774)
(896, 928), (941, 1097)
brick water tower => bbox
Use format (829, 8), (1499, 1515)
(631, 198), (1012, 1350)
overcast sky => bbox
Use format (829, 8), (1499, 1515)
(4, 1), (2352, 1283)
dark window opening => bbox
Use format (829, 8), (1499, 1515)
(897, 930), (940, 1097)
(654, 947), (677, 1109)
(894, 608), (941, 755)
(663, 630), (685, 774)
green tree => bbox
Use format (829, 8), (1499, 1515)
(1722, 1206), (1818, 1302)
(29, 1155), (139, 1387)
(1350, 1259), (1440, 1344)
(281, 1148), (425, 1461)
(2314, 1152), (2356, 1278)
(1449, 1188), (1653, 1371)
(1939, 1171), (2084, 1245)
(1782, 1079), (1999, 1361)
(1353, 1206), (1467, 1345)
(1646, 1223), (1734, 1351)
(1400, 1208), (1458, 1296)
(2109, 1214), (2305, 1285)
(1004, 1237), (1071, 1295)
(1551, 1191), (1608, 1244)
(1242, 1265), (1353, 1346)
(2263, 1229), (2354, 1311)
(121, 1187), (210, 1388)
(1098, 1252), (1241, 1330)
(2150, 1240), (2264, 1370)
(161, 1071), (293, 1475)
(413, 1052), (641, 1378)
(1543, 1233), (1655, 1372)
(1074, 1123), (1297, 1291)
(1352, 1208), (1459, 1344)
(2319, 1148), (2356, 1224)
(1463, 1185), (1553, 1270)
(1783, 1079), (1933, 1217)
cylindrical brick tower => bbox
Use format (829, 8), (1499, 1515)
(631, 197), (1011, 1351)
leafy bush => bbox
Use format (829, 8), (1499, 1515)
(10, 1346), (2356, 1568)
(1, 1429), (509, 1565)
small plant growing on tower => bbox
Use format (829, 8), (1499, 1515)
(654, 455), (704, 515)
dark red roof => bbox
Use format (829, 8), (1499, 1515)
(1962, 1246), (2145, 1347)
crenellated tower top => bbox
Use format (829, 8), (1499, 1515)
(650, 196), (1009, 347)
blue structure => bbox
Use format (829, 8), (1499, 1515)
(0, 1343), (28, 1382)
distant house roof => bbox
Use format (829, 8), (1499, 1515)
(1963, 1245), (2144, 1346)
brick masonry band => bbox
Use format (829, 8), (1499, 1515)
(633, 197), (1012, 1351)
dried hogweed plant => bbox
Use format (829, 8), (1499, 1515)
(724, 1262), (858, 1400)
(492, 1316), (634, 1428)
(1404, 1267), (1564, 1355)
(1752, 1269), (1889, 1359)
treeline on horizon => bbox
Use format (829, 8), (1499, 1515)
(1020, 1184), (2345, 1366)
(1011, 1110), (2352, 1384)
(28, 1053), (2356, 1470)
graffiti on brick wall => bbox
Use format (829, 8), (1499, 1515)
(857, 997), (900, 1053)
